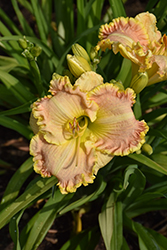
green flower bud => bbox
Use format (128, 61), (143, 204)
(136, 149), (141, 154)
(18, 38), (27, 49)
(110, 79), (124, 90)
(90, 46), (98, 61)
(90, 46), (101, 64)
(27, 41), (34, 50)
(130, 72), (148, 94)
(30, 45), (42, 58)
(72, 43), (90, 62)
(22, 49), (34, 61)
(141, 143), (153, 155)
(67, 54), (92, 78)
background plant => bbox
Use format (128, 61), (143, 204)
(0, 0), (167, 249)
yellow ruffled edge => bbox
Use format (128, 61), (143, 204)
(30, 130), (100, 194)
(31, 95), (52, 131)
(126, 43), (153, 71)
(88, 83), (136, 105)
(57, 159), (99, 194)
(96, 16), (149, 51)
(123, 120), (149, 156)
(30, 134), (97, 191)
(87, 83), (149, 157)
(100, 120), (149, 157)
(98, 17), (130, 40)
(29, 133), (52, 178)
(49, 75), (71, 95)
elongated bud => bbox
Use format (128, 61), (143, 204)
(67, 54), (92, 78)
(110, 79), (124, 90)
(130, 72), (148, 94)
(18, 38), (27, 49)
(141, 143), (153, 155)
(72, 43), (90, 62)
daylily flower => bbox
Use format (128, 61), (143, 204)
(96, 12), (167, 86)
(30, 71), (148, 194)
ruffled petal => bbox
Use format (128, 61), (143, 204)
(49, 74), (71, 95)
(97, 16), (149, 52)
(94, 150), (114, 174)
(30, 132), (97, 194)
(29, 112), (39, 134)
(88, 84), (149, 156)
(147, 55), (167, 85)
(74, 71), (103, 92)
(31, 82), (98, 145)
(96, 12), (164, 83)
(135, 12), (161, 43)
(114, 43), (153, 71)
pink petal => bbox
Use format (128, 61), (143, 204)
(97, 16), (149, 52)
(30, 133), (97, 194)
(74, 71), (104, 91)
(88, 84), (149, 156)
(147, 55), (167, 85)
(49, 74), (71, 95)
(135, 12), (161, 43)
(29, 112), (39, 134)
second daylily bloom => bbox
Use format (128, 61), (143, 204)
(96, 12), (167, 86)
(30, 71), (148, 194)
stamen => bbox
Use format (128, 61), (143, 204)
(69, 117), (80, 138)
(76, 123), (80, 131)
(73, 117), (77, 127)
(72, 128), (76, 135)
(69, 122), (73, 130)
(75, 136), (81, 167)
(64, 116), (88, 140)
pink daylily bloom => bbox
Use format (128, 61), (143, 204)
(30, 71), (148, 194)
(96, 12), (167, 85)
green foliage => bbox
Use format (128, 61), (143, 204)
(0, 0), (167, 249)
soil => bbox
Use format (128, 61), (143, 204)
(1, 0), (162, 249)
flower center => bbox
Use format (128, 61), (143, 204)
(63, 116), (89, 168)
(63, 116), (88, 140)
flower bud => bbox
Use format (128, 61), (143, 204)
(67, 54), (92, 78)
(22, 49), (34, 61)
(136, 149), (141, 154)
(18, 38), (28, 49)
(72, 43), (90, 62)
(141, 143), (153, 155)
(110, 79), (124, 90)
(130, 72), (148, 94)
(90, 46), (101, 64)
(90, 47), (97, 60)
(30, 45), (42, 58)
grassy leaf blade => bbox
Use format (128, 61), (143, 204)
(0, 158), (33, 210)
(108, 0), (126, 18)
(0, 176), (57, 229)
(99, 192), (115, 250)
(23, 190), (73, 250)
(0, 116), (33, 139)
(128, 153), (167, 175)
